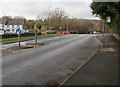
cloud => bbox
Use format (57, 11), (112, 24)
(0, 2), (52, 19)
(0, 0), (92, 2)
(53, 2), (98, 19)
(0, 0), (99, 20)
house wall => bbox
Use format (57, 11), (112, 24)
(0, 24), (1, 28)
(1, 24), (23, 34)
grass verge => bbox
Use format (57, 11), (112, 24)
(0, 34), (59, 42)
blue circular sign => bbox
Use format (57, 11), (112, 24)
(16, 29), (21, 35)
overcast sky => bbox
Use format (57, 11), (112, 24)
(0, 0), (100, 20)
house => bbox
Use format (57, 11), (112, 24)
(0, 18), (24, 34)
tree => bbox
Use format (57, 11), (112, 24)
(36, 19), (43, 30)
(37, 10), (52, 30)
(50, 8), (68, 31)
(90, 2), (120, 34)
(51, 8), (67, 19)
(13, 16), (25, 20)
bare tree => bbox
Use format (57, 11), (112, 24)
(51, 8), (67, 20)
(37, 10), (52, 30)
(37, 7), (68, 31)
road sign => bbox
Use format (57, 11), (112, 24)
(16, 29), (21, 47)
(16, 29), (21, 35)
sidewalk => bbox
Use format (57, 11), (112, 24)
(63, 35), (119, 85)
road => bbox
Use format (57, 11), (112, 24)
(64, 34), (118, 85)
(1, 35), (67, 50)
(2, 34), (101, 85)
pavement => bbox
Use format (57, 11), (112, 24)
(63, 34), (119, 85)
(2, 34), (101, 85)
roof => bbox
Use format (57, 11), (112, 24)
(0, 18), (24, 25)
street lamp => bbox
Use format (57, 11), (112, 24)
(105, 16), (111, 44)
(66, 19), (69, 33)
(60, 27), (62, 34)
(60, 27), (62, 30)
(107, 16), (111, 23)
(48, 6), (51, 30)
(34, 24), (37, 44)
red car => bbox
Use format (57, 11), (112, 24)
(41, 32), (47, 34)
(62, 32), (70, 35)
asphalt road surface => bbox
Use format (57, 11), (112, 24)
(1, 35), (68, 50)
(2, 34), (101, 85)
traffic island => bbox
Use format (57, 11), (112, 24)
(26, 43), (45, 47)
(13, 45), (34, 49)
(2, 45), (34, 56)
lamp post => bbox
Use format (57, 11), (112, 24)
(34, 24), (37, 44)
(67, 21), (68, 32)
(66, 18), (69, 33)
(60, 27), (62, 34)
(107, 16), (111, 23)
(106, 16), (111, 44)
(48, 6), (51, 30)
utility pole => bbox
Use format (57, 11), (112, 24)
(66, 19), (68, 32)
(48, 6), (51, 30)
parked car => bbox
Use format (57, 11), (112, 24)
(41, 32), (47, 34)
(62, 32), (70, 35)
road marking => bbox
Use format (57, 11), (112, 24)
(49, 42), (56, 45)
(101, 48), (115, 52)
(21, 42), (26, 45)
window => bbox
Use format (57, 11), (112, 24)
(7, 25), (9, 28)
(2, 23), (4, 27)
(6, 29), (10, 31)
(12, 23), (14, 28)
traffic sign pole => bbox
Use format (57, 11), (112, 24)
(34, 25), (37, 44)
(18, 35), (20, 47)
(35, 29), (37, 44)
(16, 28), (22, 47)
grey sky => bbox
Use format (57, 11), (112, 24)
(0, 0), (100, 20)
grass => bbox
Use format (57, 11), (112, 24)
(0, 34), (60, 42)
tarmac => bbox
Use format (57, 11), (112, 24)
(63, 35), (119, 86)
